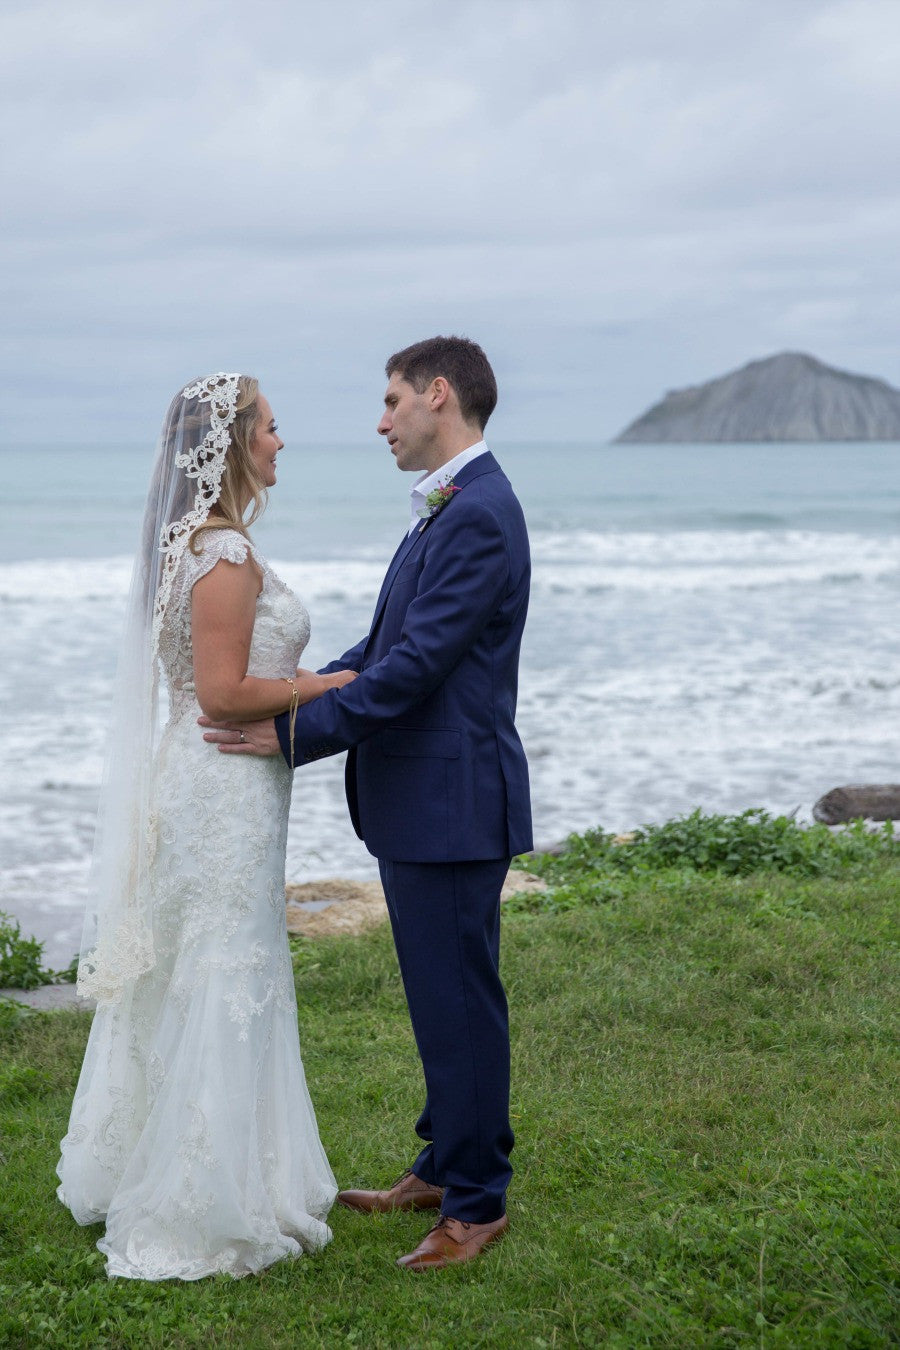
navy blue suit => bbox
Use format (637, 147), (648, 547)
(275, 450), (531, 1221)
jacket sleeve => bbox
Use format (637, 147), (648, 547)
(276, 500), (510, 767)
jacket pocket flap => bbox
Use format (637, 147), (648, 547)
(381, 728), (461, 759)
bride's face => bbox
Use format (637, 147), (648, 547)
(250, 394), (284, 488)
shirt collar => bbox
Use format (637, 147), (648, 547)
(408, 440), (489, 532)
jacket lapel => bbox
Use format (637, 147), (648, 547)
(366, 528), (421, 638)
(366, 452), (502, 639)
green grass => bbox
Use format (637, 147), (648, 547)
(1, 820), (898, 1348)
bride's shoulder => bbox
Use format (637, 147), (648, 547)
(178, 528), (265, 592)
(190, 526), (253, 566)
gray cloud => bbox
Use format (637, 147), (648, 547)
(3, 0), (900, 443)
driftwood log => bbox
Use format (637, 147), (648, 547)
(813, 784), (900, 825)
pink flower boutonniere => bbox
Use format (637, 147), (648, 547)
(417, 479), (460, 530)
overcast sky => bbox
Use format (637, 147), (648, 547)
(3, 0), (900, 444)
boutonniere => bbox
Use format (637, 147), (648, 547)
(417, 479), (460, 530)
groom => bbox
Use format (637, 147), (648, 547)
(204, 336), (532, 1270)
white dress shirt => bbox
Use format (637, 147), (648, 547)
(407, 440), (490, 535)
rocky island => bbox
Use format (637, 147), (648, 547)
(615, 351), (900, 442)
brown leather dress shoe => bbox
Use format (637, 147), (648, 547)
(397, 1213), (509, 1270)
(337, 1169), (445, 1213)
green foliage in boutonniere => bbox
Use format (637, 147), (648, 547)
(417, 479), (460, 525)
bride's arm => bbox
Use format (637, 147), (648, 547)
(191, 557), (354, 722)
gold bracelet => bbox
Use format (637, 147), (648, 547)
(282, 676), (300, 770)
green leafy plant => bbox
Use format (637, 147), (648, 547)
(0, 911), (77, 990)
(527, 809), (894, 883)
(509, 811), (896, 915)
(623, 809), (893, 876)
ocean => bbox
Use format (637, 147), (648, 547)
(1, 440), (898, 967)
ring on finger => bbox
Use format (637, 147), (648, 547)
(239, 731), (246, 744)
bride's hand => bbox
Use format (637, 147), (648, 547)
(199, 716), (281, 755)
(293, 668), (357, 704)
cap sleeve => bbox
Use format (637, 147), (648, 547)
(182, 528), (252, 589)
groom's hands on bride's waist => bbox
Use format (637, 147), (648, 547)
(199, 667), (357, 755)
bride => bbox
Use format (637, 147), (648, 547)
(57, 373), (355, 1280)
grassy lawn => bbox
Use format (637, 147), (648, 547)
(1, 820), (897, 1348)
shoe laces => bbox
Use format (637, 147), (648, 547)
(432, 1215), (471, 1236)
(392, 1168), (439, 1192)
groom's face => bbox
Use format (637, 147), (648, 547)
(378, 373), (437, 472)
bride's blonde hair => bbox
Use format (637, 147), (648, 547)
(189, 375), (267, 552)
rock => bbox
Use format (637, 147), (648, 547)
(285, 868), (548, 939)
(615, 351), (900, 442)
(813, 784), (900, 824)
(527, 841), (568, 857)
(500, 868), (549, 903)
(527, 833), (633, 857)
(285, 880), (387, 938)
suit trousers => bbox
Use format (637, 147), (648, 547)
(377, 856), (514, 1224)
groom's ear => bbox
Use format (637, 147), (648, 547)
(429, 376), (451, 412)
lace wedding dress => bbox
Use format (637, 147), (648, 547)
(57, 529), (337, 1280)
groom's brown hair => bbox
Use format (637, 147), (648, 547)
(386, 336), (498, 431)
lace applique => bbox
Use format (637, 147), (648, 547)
(94, 1087), (137, 1175)
(169, 1103), (218, 1221)
(220, 942), (296, 1042)
(78, 914), (155, 1004)
(151, 373), (241, 657)
(146, 1051), (165, 1107)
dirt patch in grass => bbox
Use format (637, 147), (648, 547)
(285, 867), (547, 938)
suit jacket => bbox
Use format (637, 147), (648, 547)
(275, 451), (532, 863)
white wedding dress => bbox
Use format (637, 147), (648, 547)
(57, 529), (337, 1280)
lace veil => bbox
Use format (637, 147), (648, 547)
(77, 374), (245, 1001)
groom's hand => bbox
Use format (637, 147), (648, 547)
(199, 716), (281, 756)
